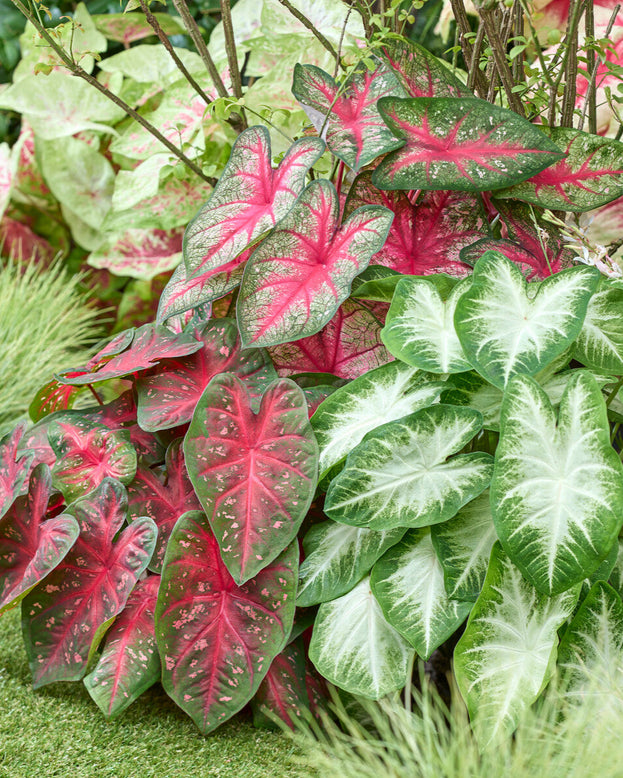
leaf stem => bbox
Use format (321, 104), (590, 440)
(86, 384), (104, 406)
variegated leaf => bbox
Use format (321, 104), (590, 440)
(378, 37), (470, 97)
(0, 423), (34, 519)
(251, 638), (311, 730)
(574, 276), (623, 374)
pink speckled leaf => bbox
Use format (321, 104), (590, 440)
(83, 574), (161, 718)
(372, 97), (564, 192)
(28, 380), (84, 423)
(0, 217), (55, 265)
(379, 38), (470, 98)
(136, 318), (276, 432)
(93, 12), (183, 44)
(0, 424), (35, 519)
(0, 464), (79, 615)
(128, 439), (200, 573)
(88, 227), (184, 281)
(237, 179), (393, 348)
(184, 374), (317, 584)
(22, 478), (156, 687)
(155, 510), (297, 734)
(251, 638), (310, 730)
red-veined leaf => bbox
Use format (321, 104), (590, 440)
(0, 217), (55, 265)
(22, 478), (157, 687)
(28, 379), (84, 423)
(93, 12), (184, 45)
(0, 464), (79, 614)
(156, 511), (297, 734)
(127, 439), (200, 573)
(372, 97), (564, 192)
(291, 60), (404, 172)
(83, 574), (161, 718)
(0, 423), (35, 519)
(251, 638), (310, 730)
(136, 318), (276, 432)
(237, 179), (393, 348)
(87, 227), (184, 280)
(184, 374), (318, 584)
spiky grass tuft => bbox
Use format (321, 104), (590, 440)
(0, 260), (104, 435)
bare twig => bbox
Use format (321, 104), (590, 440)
(466, 22), (486, 93)
(579, 3), (621, 132)
(560, 0), (582, 127)
(478, 5), (526, 115)
(511, 0), (524, 85)
(449, 0), (488, 97)
(548, 0), (585, 125)
(219, 0), (247, 129)
(334, 5), (352, 80)
(276, 0), (342, 67)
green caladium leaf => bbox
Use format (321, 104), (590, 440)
(308, 576), (414, 698)
(325, 405), (493, 531)
(297, 520), (405, 607)
(573, 277), (623, 374)
(609, 538), (623, 598)
(371, 528), (472, 659)
(372, 97), (564, 192)
(454, 252), (600, 389)
(495, 128), (623, 212)
(492, 372), (623, 596)
(454, 543), (580, 746)
(431, 491), (497, 602)
(381, 275), (472, 373)
(311, 361), (446, 479)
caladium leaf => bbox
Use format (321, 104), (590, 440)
(382, 275), (473, 373)
(460, 238), (559, 280)
(49, 419), (137, 503)
(184, 374), (318, 584)
(136, 318), (276, 432)
(237, 179), (393, 347)
(491, 372), (623, 596)
(574, 277), (623, 374)
(251, 638), (310, 730)
(87, 227), (184, 280)
(155, 510), (297, 734)
(28, 379), (84, 423)
(454, 543), (580, 746)
(311, 361), (446, 479)
(83, 574), (161, 718)
(291, 60), (404, 172)
(0, 464), (79, 615)
(371, 528), (472, 659)
(454, 252), (600, 389)
(372, 97), (564, 192)
(22, 479), (157, 687)
(308, 576), (414, 698)
(325, 405), (493, 531)
(184, 127), (324, 279)
(0, 423), (35, 519)
(297, 520), (405, 607)
(378, 38), (469, 98)
(127, 439), (201, 573)
(495, 128), (623, 213)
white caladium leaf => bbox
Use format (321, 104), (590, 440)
(325, 405), (493, 531)
(574, 277), (623, 374)
(308, 576), (414, 698)
(381, 275), (472, 373)
(454, 252), (600, 389)
(609, 538), (623, 598)
(431, 491), (498, 602)
(491, 372), (623, 596)
(311, 361), (446, 479)
(371, 528), (472, 659)
(454, 543), (580, 746)
(297, 520), (405, 607)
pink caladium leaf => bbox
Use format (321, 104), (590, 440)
(0, 464), (79, 615)
(83, 574), (161, 718)
(127, 439), (200, 573)
(49, 419), (137, 502)
(291, 60), (404, 172)
(56, 323), (203, 386)
(87, 227), (184, 280)
(268, 300), (393, 380)
(136, 318), (276, 432)
(93, 12), (183, 44)
(372, 97), (564, 192)
(495, 127), (623, 212)
(345, 172), (483, 274)
(378, 38), (470, 98)
(184, 374), (318, 584)
(183, 126), (325, 281)
(0, 217), (56, 266)
(155, 510), (297, 734)
(0, 423), (35, 519)
(237, 179), (394, 348)
(251, 638), (311, 730)
(22, 479), (157, 687)
(28, 380), (84, 423)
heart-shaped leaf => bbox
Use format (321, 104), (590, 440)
(155, 511), (297, 734)
(454, 543), (580, 746)
(22, 479), (157, 687)
(372, 97), (564, 192)
(574, 277), (623, 374)
(491, 372), (623, 595)
(325, 405), (493, 531)
(308, 576), (414, 698)
(28, 379), (84, 422)
(251, 638), (310, 730)
(237, 179), (393, 348)
(371, 528), (472, 659)
(0, 423), (34, 519)
(184, 374), (318, 584)
(454, 252), (600, 389)
(379, 38), (470, 97)
(83, 574), (161, 718)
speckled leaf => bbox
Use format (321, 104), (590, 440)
(373, 97), (564, 192)
(83, 575), (161, 718)
(22, 479), (157, 687)
(93, 12), (185, 44)
(325, 405), (493, 531)
(237, 179), (393, 347)
(379, 37), (469, 97)
(0, 424), (35, 519)
(574, 277), (623, 373)
(184, 374), (317, 584)
(251, 638), (310, 730)
(28, 380), (84, 423)
(155, 511), (297, 734)
(491, 373), (623, 596)
(87, 227), (184, 281)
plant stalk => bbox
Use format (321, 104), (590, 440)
(219, 0), (247, 129)
(579, 3), (621, 132)
(449, 0), (489, 97)
(478, 6), (526, 115)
